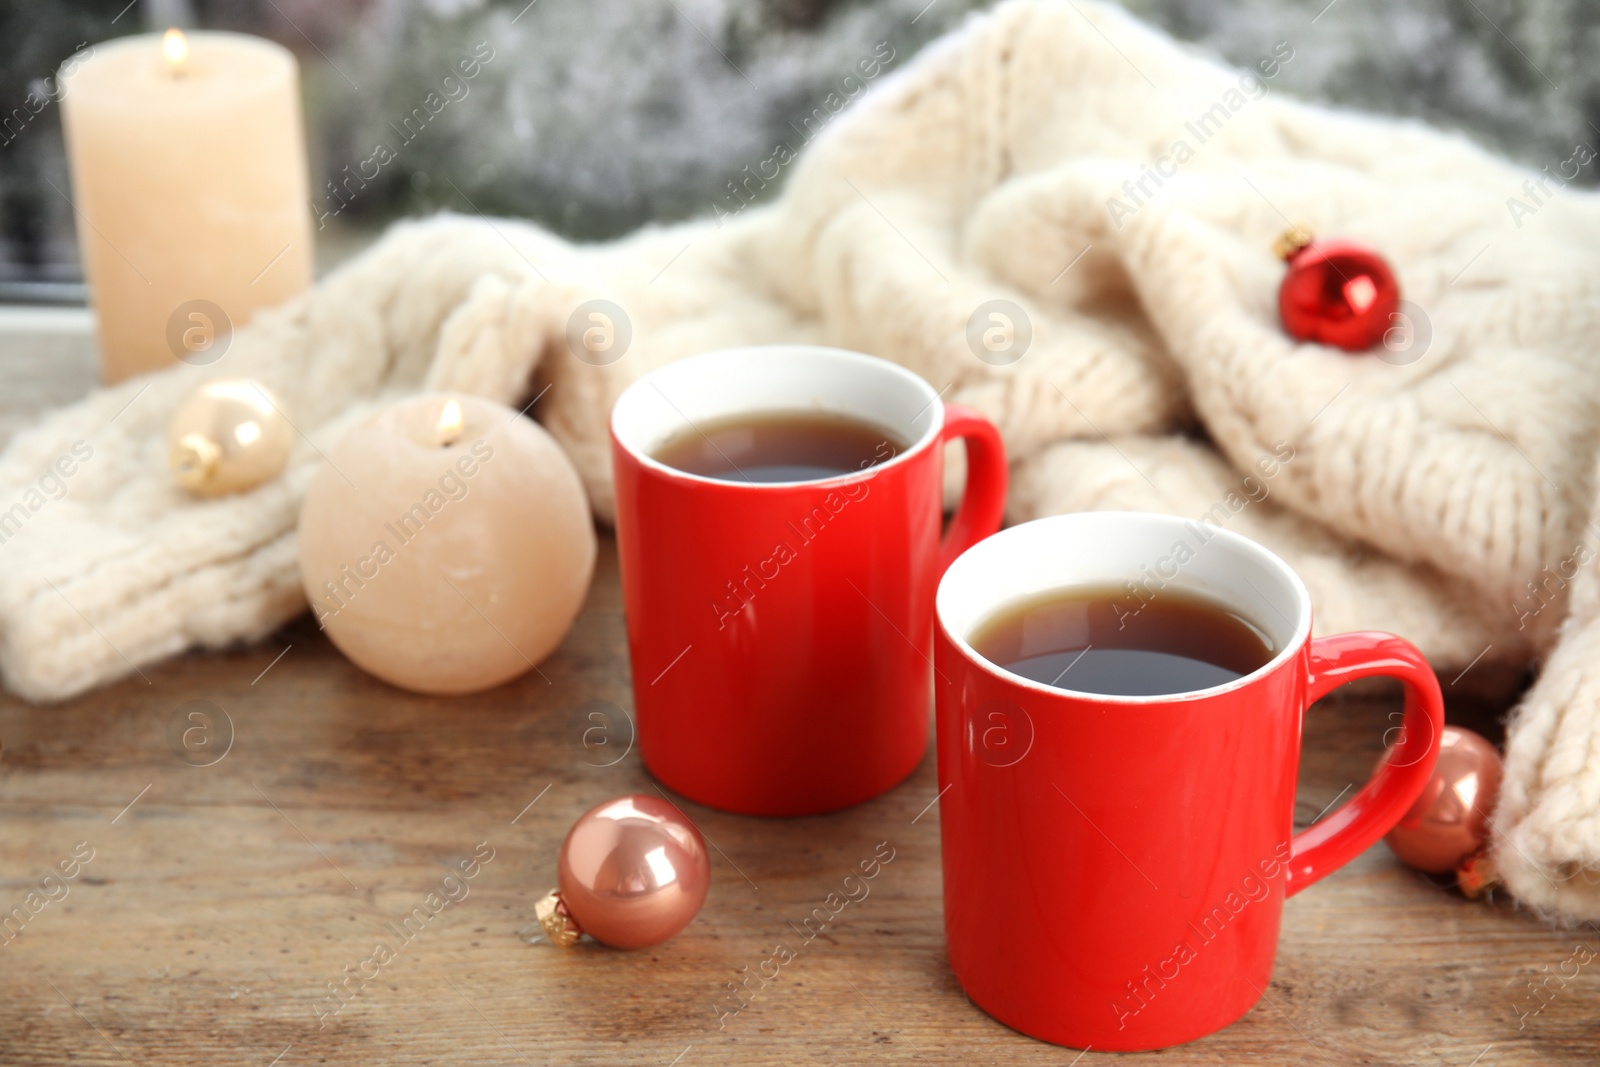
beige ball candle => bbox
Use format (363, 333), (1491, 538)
(298, 393), (595, 694)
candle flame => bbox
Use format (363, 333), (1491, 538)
(163, 28), (188, 73)
(437, 398), (463, 446)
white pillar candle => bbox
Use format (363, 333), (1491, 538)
(59, 30), (314, 383)
(298, 394), (598, 695)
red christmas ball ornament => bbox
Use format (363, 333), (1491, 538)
(531, 794), (710, 950)
(1377, 725), (1503, 876)
(1276, 229), (1400, 352)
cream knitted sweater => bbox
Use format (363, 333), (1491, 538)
(4, 0), (1599, 919)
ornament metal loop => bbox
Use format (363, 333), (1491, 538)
(170, 432), (221, 490)
(1457, 850), (1499, 900)
(1272, 225), (1314, 261)
(534, 888), (583, 948)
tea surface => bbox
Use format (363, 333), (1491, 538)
(652, 410), (903, 483)
(968, 584), (1275, 697)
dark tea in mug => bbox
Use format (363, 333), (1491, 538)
(652, 410), (904, 484)
(968, 584), (1275, 697)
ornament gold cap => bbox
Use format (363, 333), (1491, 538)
(170, 432), (221, 491)
(1272, 225), (1314, 261)
(1457, 850), (1499, 900)
(534, 888), (583, 947)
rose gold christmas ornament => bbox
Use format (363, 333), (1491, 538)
(533, 794), (709, 950)
(1380, 725), (1503, 875)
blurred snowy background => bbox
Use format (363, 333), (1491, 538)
(2, 0), (1596, 295)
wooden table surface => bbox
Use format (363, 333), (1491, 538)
(1, 322), (1595, 1066)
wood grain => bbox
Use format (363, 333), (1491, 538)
(0, 328), (1594, 1066)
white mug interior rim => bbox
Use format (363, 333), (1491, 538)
(609, 345), (944, 489)
(936, 512), (1315, 705)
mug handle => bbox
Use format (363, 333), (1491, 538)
(937, 403), (1008, 577)
(1284, 631), (1445, 896)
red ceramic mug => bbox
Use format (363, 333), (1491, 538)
(933, 512), (1443, 1050)
(612, 346), (1007, 816)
